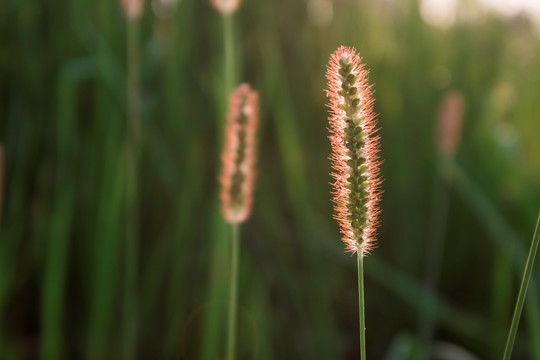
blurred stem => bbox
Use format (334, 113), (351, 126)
(41, 58), (94, 360)
(358, 253), (366, 360)
(224, 14), (238, 360)
(123, 16), (141, 360)
(86, 0), (122, 355)
(127, 17), (141, 139)
(201, 11), (237, 360)
(418, 157), (452, 354)
(200, 210), (228, 360)
(502, 211), (540, 360)
(223, 14), (235, 104)
(41, 191), (74, 360)
(226, 223), (240, 360)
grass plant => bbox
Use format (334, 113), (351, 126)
(326, 47), (381, 359)
(220, 84), (258, 359)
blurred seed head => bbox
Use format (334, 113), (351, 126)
(420, 0), (458, 28)
(307, 0), (333, 28)
(152, 0), (179, 19)
(121, 0), (144, 19)
(437, 91), (466, 158)
(220, 84), (259, 224)
(211, 0), (242, 15)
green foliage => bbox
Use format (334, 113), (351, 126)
(0, 0), (539, 359)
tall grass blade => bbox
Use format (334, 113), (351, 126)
(502, 211), (540, 360)
(122, 9), (142, 360)
(41, 58), (94, 360)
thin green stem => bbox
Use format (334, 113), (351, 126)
(123, 144), (139, 360)
(227, 223), (240, 360)
(223, 14), (235, 104)
(123, 16), (140, 360)
(127, 17), (141, 140)
(357, 253), (367, 360)
(502, 211), (540, 360)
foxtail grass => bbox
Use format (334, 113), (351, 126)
(326, 46), (382, 359)
(220, 83), (258, 360)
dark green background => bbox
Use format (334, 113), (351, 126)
(1, 0), (539, 359)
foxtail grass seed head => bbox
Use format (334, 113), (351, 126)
(326, 46), (382, 255)
(220, 84), (259, 224)
(121, 0), (144, 19)
(211, 0), (242, 15)
(437, 91), (465, 158)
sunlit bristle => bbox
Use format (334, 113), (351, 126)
(326, 46), (382, 255)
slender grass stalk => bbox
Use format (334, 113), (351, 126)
(210, 0), (239, 99)
(204, 2), (243, 358)
(123, 145), (139, 360)
(357, 254), (366, 360)
(222, 22), (240, 359)
(224, 14), (235, 102)
(502, 211), (540, 360)
(123, 11), (141, 360)
(127, 16), (141, 138)
(227, 223), (240, 360)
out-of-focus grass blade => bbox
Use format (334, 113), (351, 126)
(199, 208), (228, 360)
(384, 333), (426, 360)
(41, 57), (95, 360)
(41, 191), (74, 360)
(86, 119), (125, 360)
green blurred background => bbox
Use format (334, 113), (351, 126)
(1, 0), (540, 359)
